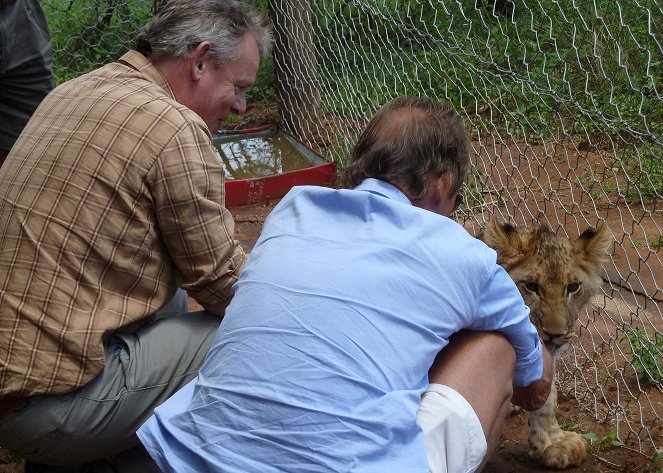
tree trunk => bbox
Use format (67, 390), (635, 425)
(268, 0), (323, 144)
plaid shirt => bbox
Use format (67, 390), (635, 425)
(0, 51), (246, 397)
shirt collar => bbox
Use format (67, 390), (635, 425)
(354, 178), (412, 206)
(118, 50), (176, 100)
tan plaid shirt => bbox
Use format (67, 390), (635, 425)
(0, 51), (246, 397)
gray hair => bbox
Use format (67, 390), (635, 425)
(136, 0), (272, 66)
(342, 96), (471, 199)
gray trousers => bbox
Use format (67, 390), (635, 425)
(0, 290), (222, 467)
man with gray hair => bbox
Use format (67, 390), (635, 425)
(0, 0), (271, 469)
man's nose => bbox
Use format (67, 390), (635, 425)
(232, 95), (247, 115)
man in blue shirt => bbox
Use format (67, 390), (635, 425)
(138, 96), (553, 472)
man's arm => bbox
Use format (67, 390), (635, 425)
(510, 345), (553, 411)
(151, 123), (246, 309)
(470, 260), (554, 411)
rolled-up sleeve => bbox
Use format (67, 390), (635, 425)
(473, 262), (543, 386)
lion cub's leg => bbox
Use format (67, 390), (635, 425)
(527, 376), (588, 469)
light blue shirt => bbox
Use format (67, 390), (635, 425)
(138, 178), (543, 472)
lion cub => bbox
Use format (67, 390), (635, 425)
(482, 219), (611, 470)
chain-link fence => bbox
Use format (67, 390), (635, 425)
(43, 0), (661, 458)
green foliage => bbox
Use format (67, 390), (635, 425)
(582, 430), (625, 453)
(559, 418), (580, 432)
(311, 0), (661, 144)
(621, 328), (663, 387)
(647, 452), (663, 473)
(44, 0), (661, 141)
(44, 0), (155, 85)
(559, 411), (585, 433)
(248, 56), (276, 103)
(608, 147), (663, 202)
(42, 0), (275, 96)
(43, 0), (661, 203)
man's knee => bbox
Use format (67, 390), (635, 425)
(473, 331), (516, 371)
(464, 331), (515, 399)
(428, 331), (515, 409)
(431, 331), (514, 375)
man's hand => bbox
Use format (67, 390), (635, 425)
(511, 343), (554, 411)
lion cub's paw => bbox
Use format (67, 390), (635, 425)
(529, 430), (588, 470)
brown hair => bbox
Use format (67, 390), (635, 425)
(342, 96), (471, 199)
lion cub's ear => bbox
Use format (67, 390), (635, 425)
(481, 218), (526, 265)
(574, 222), (612, 270)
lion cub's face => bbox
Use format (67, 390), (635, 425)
(482, 220), (611, 353)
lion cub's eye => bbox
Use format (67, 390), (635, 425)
(567, 282), (581, 295)
(523, 282), (540, 295)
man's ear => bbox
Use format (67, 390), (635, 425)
(409, 172), (455, 214)
(190, 41), (213, 81)
(428, 171), (455, 203)
(440, 171), (456, 198)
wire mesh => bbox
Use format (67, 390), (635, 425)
(268, 0), (662, 453)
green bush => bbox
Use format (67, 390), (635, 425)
(621, 328), (663, 387)
(43, 0), (274, 100)
(311, 0), (661, 141)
